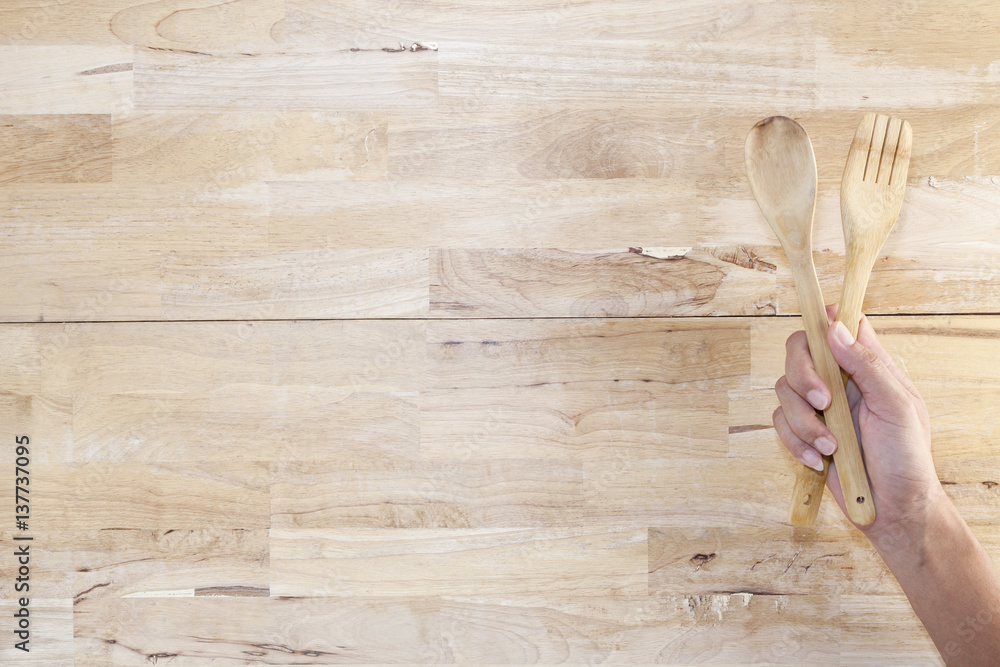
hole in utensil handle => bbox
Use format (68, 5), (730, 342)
(856, 496), (865, 504)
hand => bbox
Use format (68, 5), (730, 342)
(773, 306), (944, 540)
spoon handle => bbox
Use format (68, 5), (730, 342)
(786, 260), (876, 526)
(788, 245), (880, 526)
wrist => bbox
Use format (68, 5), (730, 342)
(864, 483), (955, 565)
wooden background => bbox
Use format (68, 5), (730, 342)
(1, 0), (999, 664)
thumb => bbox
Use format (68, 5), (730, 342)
(827, 321), (907, 416)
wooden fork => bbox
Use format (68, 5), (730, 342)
(788, 113), (912, 527)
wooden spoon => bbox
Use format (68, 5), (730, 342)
(788, 113), (912, 526)
(745, 116), (876, 527)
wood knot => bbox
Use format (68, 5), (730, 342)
(690, 553), (716, 570)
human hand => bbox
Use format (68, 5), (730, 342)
(773, 306), (945, 539)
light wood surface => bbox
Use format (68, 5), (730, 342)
(2, 1), (1000, 664)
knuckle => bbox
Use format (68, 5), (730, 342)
(858, 345), (881, 367)
(785, 330), (806, 351)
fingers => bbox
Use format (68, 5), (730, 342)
(775, 375), (838, 456)
(784, 330), (831, 411)
(854, 315), (921, 399)
(828, 321), (912, 417)
(773, 406), (826, 472)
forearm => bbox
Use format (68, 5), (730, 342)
(871, 488), (1000, 665)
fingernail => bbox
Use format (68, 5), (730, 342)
(806, 389), (829, 410)
(833, 321), (855, 346)
(814, 436), (836, 456)
(803, 448), (825, 472)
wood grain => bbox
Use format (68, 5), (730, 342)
(0, 115), (111, 183)
(0, 46), (132, 114)
(0, 528), (269, 600)
(431, 248), (777, 317)
(71, 593), (842, 664)
(112, 111), (387, 184)
(24, 462), (270, 530)
(5, 1), (1000, 662)
(134, 49), (438, 111)
(0, 598), (72, 666)
(0, 0), (283, 51)
(649, 525), (1000, 597)
(270, 527), (648, 597)
(8, 176), (999, 320)
(1, 314), (995, 661)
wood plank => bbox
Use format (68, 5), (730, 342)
(437, 41), (815, 108)
(0, 115), (111, 183)
(0, 186), (430, 320)
(934, 458), (1000, 525)
(420, 382), (728, 462)
(840, 595), (942, 665)
(0, 183), (268, 321)
(133, 49), (438, 111)
(159, 248), (429, 319)
(112, 0), (285, 53)
(0, 598), (72, 666)
(74, 596), (446, 665)
(266, 178), (713, 249)
(435, 38), (991, 110)
(73, 593), (839, 664)
(34, 321), (425, 395)
(384, 105), (735, 182)
(72, 390), (419, 463)
(0, 45), (132, 114)
(0, 0), (284, 51)
(270, 456), (800, 530)
(422, 177), (1000, 317)
(2, 141), (996, 322)
(650, 593), (840, 664)
(426, 318), (750, 387)
(273, 175), (1000, 318)
(649, 525), (897, 597)
(113, 111), (387, 184)
(285, 0), (787, 50)
(8, 462), (270, 529)
(431, 247), (777, 317)
(0, 528), (268, 600)
(385, 104), (1000, 184)
(1, 183), (269, 252)
(0, 393), (73, 462)
(270, 459), (584, 529)
(822, 1), (1000, 70)
(270, 527), (648, 597)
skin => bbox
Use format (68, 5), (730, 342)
(774, 306), (1000, 665)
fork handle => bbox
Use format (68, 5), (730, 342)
(788, 241), (880, 526)
(786, 259), (876, 526)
